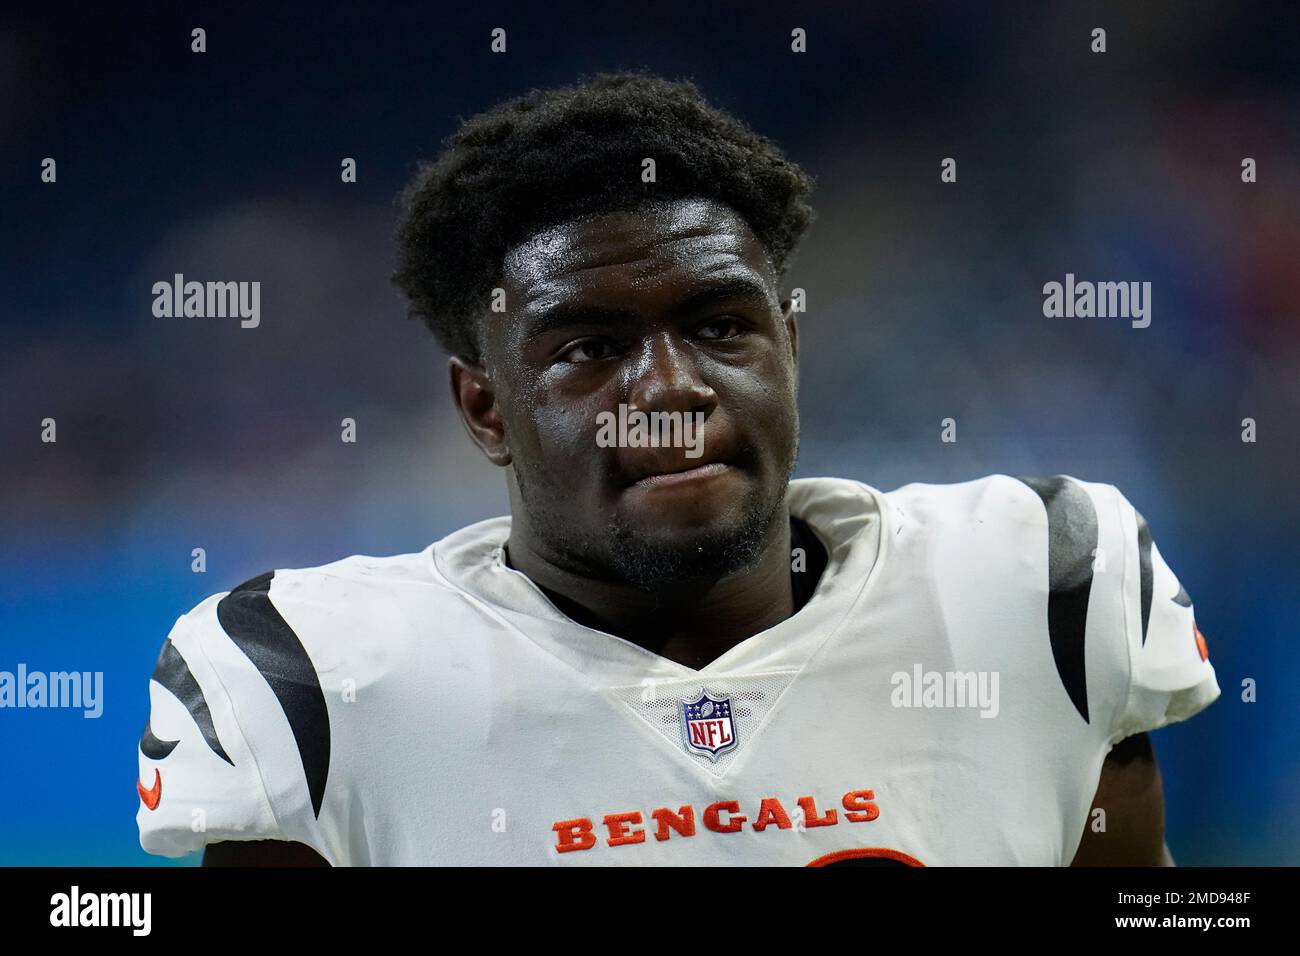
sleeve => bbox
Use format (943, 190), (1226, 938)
(1106, 487), (1221, 744)
(136, 592), (317, 858)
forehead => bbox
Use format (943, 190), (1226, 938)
(500, 198), (776, 314)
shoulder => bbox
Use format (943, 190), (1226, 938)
(161, 549), (435, 693)
(170, 545), (448, 741)
(882, 473), (1127, 530)
(197, 546), (444, 658)
(226, 546), (442, 608)
(138, 546), (444, 859)
(880, 473), (1217, 735)
(879, 474), (1145, 727)
(879, 472), (1140, 630)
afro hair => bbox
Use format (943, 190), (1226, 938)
(392, 71), (815, 361)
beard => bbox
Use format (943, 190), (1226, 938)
(513, 431), (799, 592)
(601, 475), (789, 589)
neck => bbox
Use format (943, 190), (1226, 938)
(506, 513), (796, 670)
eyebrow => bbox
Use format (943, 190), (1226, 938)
(671, 275), (774, 315)
(520, 275), (774, 344)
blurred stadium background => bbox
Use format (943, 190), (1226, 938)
(1, 1), (1296, 864)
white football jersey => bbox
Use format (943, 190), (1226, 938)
(136, 475), (1219, 865)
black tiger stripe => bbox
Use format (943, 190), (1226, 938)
(1135, 509), (1154, 644)
(1015, 475), (1097, 724)
(145, 638), (233, 764)
(217, 571), (330, 818)
(139, 715), (180, 761)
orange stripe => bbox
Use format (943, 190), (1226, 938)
(137, 769), (162, 810)
(806, 847), (925, 867)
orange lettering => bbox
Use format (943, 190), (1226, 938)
(703, 800), (747, 833)
(553, 818), (597, 852)
(651, 805), (697, 841)
(604, 811), (645, 847)
(796, 795), (838, 827)
(752, 797), (793, 831)
(842, 789), (880, 823)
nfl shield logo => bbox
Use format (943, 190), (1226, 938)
(680, 689), (738, 760)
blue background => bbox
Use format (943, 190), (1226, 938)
(1, 1), (1297, 864)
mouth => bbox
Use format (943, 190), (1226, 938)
(631, 461), (733, 489)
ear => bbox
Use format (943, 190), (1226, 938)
(449, 356), (512, 467)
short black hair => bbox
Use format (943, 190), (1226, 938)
(393, 71), (815, 361)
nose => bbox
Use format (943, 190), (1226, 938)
(625, 332), (718, 419)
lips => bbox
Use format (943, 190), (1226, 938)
(619, 448), (737, 487)
(632, 461), (732, 488)
(610, 409), (746, 488)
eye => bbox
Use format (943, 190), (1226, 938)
(558, 338), (618, 364)
(695, 317), (747, 341)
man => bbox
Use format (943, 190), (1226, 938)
(136, 73), (1219, 866)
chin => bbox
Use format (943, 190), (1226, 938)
(607, 498), (781, 589)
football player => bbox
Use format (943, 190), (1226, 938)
(137, 73), (1219, 866)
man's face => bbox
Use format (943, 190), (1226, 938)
(477, 197), (801, 588)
